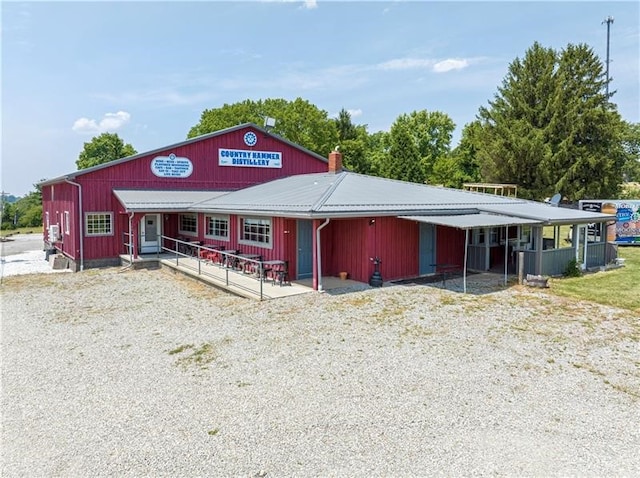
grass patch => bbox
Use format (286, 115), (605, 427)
(1, 227), (42, 238)
(169, 342), (217, 368)
(548, 247), (640, 312)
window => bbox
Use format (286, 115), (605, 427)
(489, 227), (499, 245)
(64, 211), (70, 235)
(45, 212), (50, 228)
(85, 212), (113, 236)
(470, 229), (485, 245)
(239, 217), (271, 246)
(205, 215), (229, 240)
(179, 214), (198, 235)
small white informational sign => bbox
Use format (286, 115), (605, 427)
(151, 153), (193, 178)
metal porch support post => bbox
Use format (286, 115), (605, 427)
(534, 226), (543, 275)
(484, 227), (490, 271)
(463, 229), (469, 294)
(503, 225), (509, 286)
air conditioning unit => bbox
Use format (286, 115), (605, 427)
(49, 224), (60, 241)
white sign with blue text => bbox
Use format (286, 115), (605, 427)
(151, 153), (193, 178)
(218, 148), (282, 168)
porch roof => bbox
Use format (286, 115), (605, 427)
(113, 189), (229, 212)
(399, 213), (541, 230)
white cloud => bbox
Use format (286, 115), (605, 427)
(378, 58), (434, 70)
(302, 0), (317, 9)
(433, 58), (469, 73)
(72, 111), (131, 134)
(347, 108), (363, 118)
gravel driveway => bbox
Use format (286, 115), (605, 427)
(2, 267), (639, 477)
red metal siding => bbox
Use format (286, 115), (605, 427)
(436, 226), (466, 267)
(320, 216), (420, 283)
(55, 126), (328, 261)
(43, 182), (79, 260)
(373, 217), (420, 281)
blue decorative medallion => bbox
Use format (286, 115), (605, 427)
(243, 131), (258, 147)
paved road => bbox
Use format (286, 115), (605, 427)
(0, 233), (45, 257)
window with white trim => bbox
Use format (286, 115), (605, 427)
(239, 217), (271, 246)
(205, 214), (229, 240)
(179, 213), (198, 235)
(64, 211), (70, 235)
(85, 212), (113, 236)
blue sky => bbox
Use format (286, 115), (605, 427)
(2, 1), (639, 197)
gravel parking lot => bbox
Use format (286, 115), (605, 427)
(2, 267), (639, 477)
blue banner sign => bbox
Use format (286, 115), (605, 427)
(218, 148), (282, 168)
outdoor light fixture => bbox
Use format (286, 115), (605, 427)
(264, 117), (276, 131)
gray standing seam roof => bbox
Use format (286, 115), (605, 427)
(400, 214), (542, 229)
(113, 172), (616, 225)
(113, 190), (229, 212)
(190, 171), (616, 224)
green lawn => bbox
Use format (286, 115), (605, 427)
(1, 226), (43, 238)
(549, 246), (640, 312)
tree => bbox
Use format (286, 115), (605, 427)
(380, 120), (423, 183)
(188, 98), (339, 158)
(477, 42), (625, 200)
(621, 121), (640, 182)
(334, 108), (358, 141)
(76, 133), (137, 170)
(385, 110), (455, 184)
(1, 183), (44, 229)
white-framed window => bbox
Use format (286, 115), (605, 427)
(239, 217), (271, 247)
(179, 213), (198, 235)
(85, 212), (113, 236)
(205, 214), (229, 240)
(64, 211), (70, 235)
(470, 229), (485, 245)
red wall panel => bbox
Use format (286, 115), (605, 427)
(436, 226), (466, 267)
(56, 126), (328, 260)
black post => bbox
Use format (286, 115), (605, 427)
(369, 256), (383, 287)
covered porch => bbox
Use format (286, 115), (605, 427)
(120, 238), (366, 301)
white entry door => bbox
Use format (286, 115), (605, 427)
(140, 214), (161, 253)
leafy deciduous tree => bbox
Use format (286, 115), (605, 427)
(188, 98), (339, 158)
(76, 133), (137, 170)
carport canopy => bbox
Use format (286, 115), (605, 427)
(399, 213), (541, 229)
(400, 213), (541, 294)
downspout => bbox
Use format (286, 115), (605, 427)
(316, 218), (331, 292)
(65, 178), (84, 271)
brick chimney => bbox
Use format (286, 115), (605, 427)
(328, 149), (342, 173)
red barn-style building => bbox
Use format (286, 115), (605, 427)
(41, 123), (616, 292)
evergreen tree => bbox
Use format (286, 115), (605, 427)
(382, 121), (424, 183)
(477, 42), (625, 200)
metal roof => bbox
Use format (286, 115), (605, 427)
(191, 171), (528, 217)
(477, 202), (617, 224)
(39, 123), (328, 187)
(399, 213), (542, 229)
(190, 171), (616, 224)
(113, 189), (229, 212)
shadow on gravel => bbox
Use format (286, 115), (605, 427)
(391, 271), (510, 296)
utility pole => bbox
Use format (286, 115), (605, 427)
(602, 16), (614, 98)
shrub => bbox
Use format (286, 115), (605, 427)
(564, 259), (583, 277)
